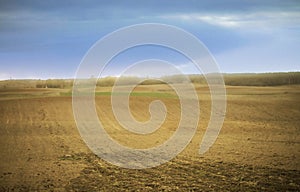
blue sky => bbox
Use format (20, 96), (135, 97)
(0, 0), (300, 79)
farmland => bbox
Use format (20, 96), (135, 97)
(0, 75), (300, 191)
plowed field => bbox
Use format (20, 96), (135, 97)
(0, 85), (299, 191)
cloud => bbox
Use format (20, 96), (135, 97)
(160, 11), (300, 29)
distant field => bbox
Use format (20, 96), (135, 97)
(0, 76), (299, 191)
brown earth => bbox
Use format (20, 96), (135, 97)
(0, 85), (299, 191)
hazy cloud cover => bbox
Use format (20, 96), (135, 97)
(0, 0), (299, 79)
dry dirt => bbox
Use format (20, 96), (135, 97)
(0, 85), (299, 191)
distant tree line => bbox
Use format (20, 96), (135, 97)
(223, 72), (300, 86)
(0, 72), (299, 89)
(95, 72), (300, 86)
(36, 79), (74, 88)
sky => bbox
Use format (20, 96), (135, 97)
(0, 0), (300, 79)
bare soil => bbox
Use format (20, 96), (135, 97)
(0, 85), (299, 191)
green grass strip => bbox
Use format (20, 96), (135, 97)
(61, 91), (177, 98)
